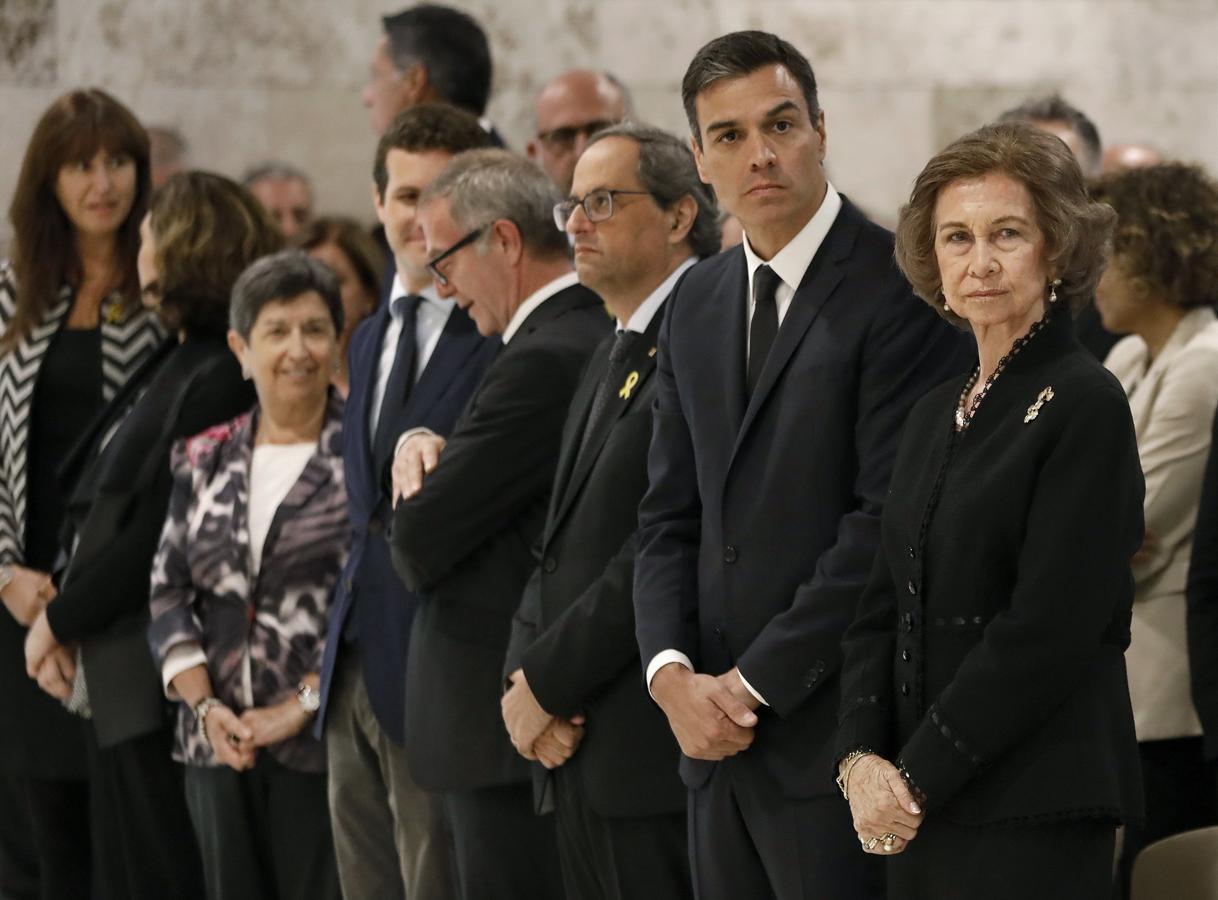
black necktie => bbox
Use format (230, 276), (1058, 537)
(747, 265), (782, 396)
(372, 294), (422, 463)
(577, 329), (639, 462)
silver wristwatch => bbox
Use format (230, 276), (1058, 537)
(0, 564), (14, 594)
(296, 682), (320, 715)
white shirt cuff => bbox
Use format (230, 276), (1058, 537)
(394, 427), (438, 459)
(737, 668), (769, 707)
(162, 641), (208, 700)
(645, 650), (693, 700)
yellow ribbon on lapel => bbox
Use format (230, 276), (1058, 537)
(619, 371), (639, 399)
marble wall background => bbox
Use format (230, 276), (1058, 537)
(1, 0), (1216, 245)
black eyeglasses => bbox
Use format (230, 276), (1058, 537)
(536, 120), (616, 152)
(426, 226), (486, 287)
(553, 189), (653, 231)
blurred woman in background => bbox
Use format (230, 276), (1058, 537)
(296, 216), (383, 396)
(0, 88), (161, 900)
(1093, 163), (1218, 893)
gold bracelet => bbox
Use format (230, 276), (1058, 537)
(836, 749), (874, 801)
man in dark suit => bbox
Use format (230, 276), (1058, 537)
(315, 104), (496, 900)
(390, 149), (609, 900)
(633, 32), (971, 899)
(499, 123), (719, 900)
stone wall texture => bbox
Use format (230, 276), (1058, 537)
(2, 0), (1216, 243)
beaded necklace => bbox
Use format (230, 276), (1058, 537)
(954, 316), (1050, 432)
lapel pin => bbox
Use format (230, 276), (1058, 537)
(648, 347), (657, 358)
(104, 300), (124, 325)
(619, 371), (639, 399)
(1024, 386), (1054, 424)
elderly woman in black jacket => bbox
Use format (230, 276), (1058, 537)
(834, 122), (1145, 899)
(23, 172), (281, 899)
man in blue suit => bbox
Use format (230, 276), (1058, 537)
(316, 103), (497, 900)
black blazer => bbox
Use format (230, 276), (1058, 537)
(392, 282), (609, 791)
(317, 299), (495, 743)
(633, 197), (971, 796)
(836, 309), (1145, 826)
(503, 303), (684, 819)
(47, 336), (255, 748)
(1188, 406), (1218, 760)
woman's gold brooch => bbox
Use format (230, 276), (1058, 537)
(1024, 386), (1054, 424)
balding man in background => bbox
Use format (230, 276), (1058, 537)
(243, 161), (314, 239)
(1103, 142), (1165, 173)
(526, 70), (630, 194)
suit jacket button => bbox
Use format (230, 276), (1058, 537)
(901, 649), (911, 662)
(543, 557), (557, 573)
(723, 545), (737, 564)
(901, 682), (910, 697)
(907, 579), (918, 595)
(908, 546), (916, 559)
(713, 626), (724, 641)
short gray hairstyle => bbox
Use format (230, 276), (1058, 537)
(421, 149), (570, 258)
(586, 122), (722, 259)
(230, 249), (343, 340)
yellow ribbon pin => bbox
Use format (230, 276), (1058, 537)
(619, 371), (639, 399)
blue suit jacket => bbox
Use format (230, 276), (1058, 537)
(317, 297), (497, 742)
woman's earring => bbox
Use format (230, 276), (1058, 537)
(241, 364), (252, 380)
(940, 291), (950, 314)
(1049, 278), (1062, 305)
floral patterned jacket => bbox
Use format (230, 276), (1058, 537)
(148, 394), (348, 772)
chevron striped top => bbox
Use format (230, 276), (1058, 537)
(0, 261), (164, 566)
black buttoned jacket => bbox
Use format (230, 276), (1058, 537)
(836, 309), (1146, 825)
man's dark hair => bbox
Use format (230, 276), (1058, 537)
(373, 103), (493, 198)
(681, 31), (820, 149)
(997, 94), (1102, 174)
(383, 4), (492, 116)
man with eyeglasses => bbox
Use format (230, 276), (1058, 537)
(498, 123), (719, 900)
(525, 69), (630, 194)
(388, 149), (609, 900)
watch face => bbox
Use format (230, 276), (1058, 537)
(298, 686), (320, 713)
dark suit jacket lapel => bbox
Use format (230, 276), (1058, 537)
(721, 251), (749, 437)
(730, 201), (861, 465)
(546, 336), (610, 533)
(549, 310), (662, 536)
(359, 305), (394, 472)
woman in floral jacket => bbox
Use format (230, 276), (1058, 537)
(148, 251), (349, 900)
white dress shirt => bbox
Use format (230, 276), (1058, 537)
(368, 277), (454, 442)
(645, 185), (843, 707)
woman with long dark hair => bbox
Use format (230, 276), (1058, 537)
(0, 88), (162, 900)
(23, 172), (281, 899)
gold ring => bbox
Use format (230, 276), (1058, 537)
(864, 836), (880, 851)
(882, 833), (897, 852)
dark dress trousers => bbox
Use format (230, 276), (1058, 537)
(48, 335), (255, 900)
(392, 282), (609, 899)
(836, 309), (1145, 898)
(503, 304), (692, 900)
(633, 197), (971, 900)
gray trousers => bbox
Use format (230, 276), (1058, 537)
(325, 653), (454, 900)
